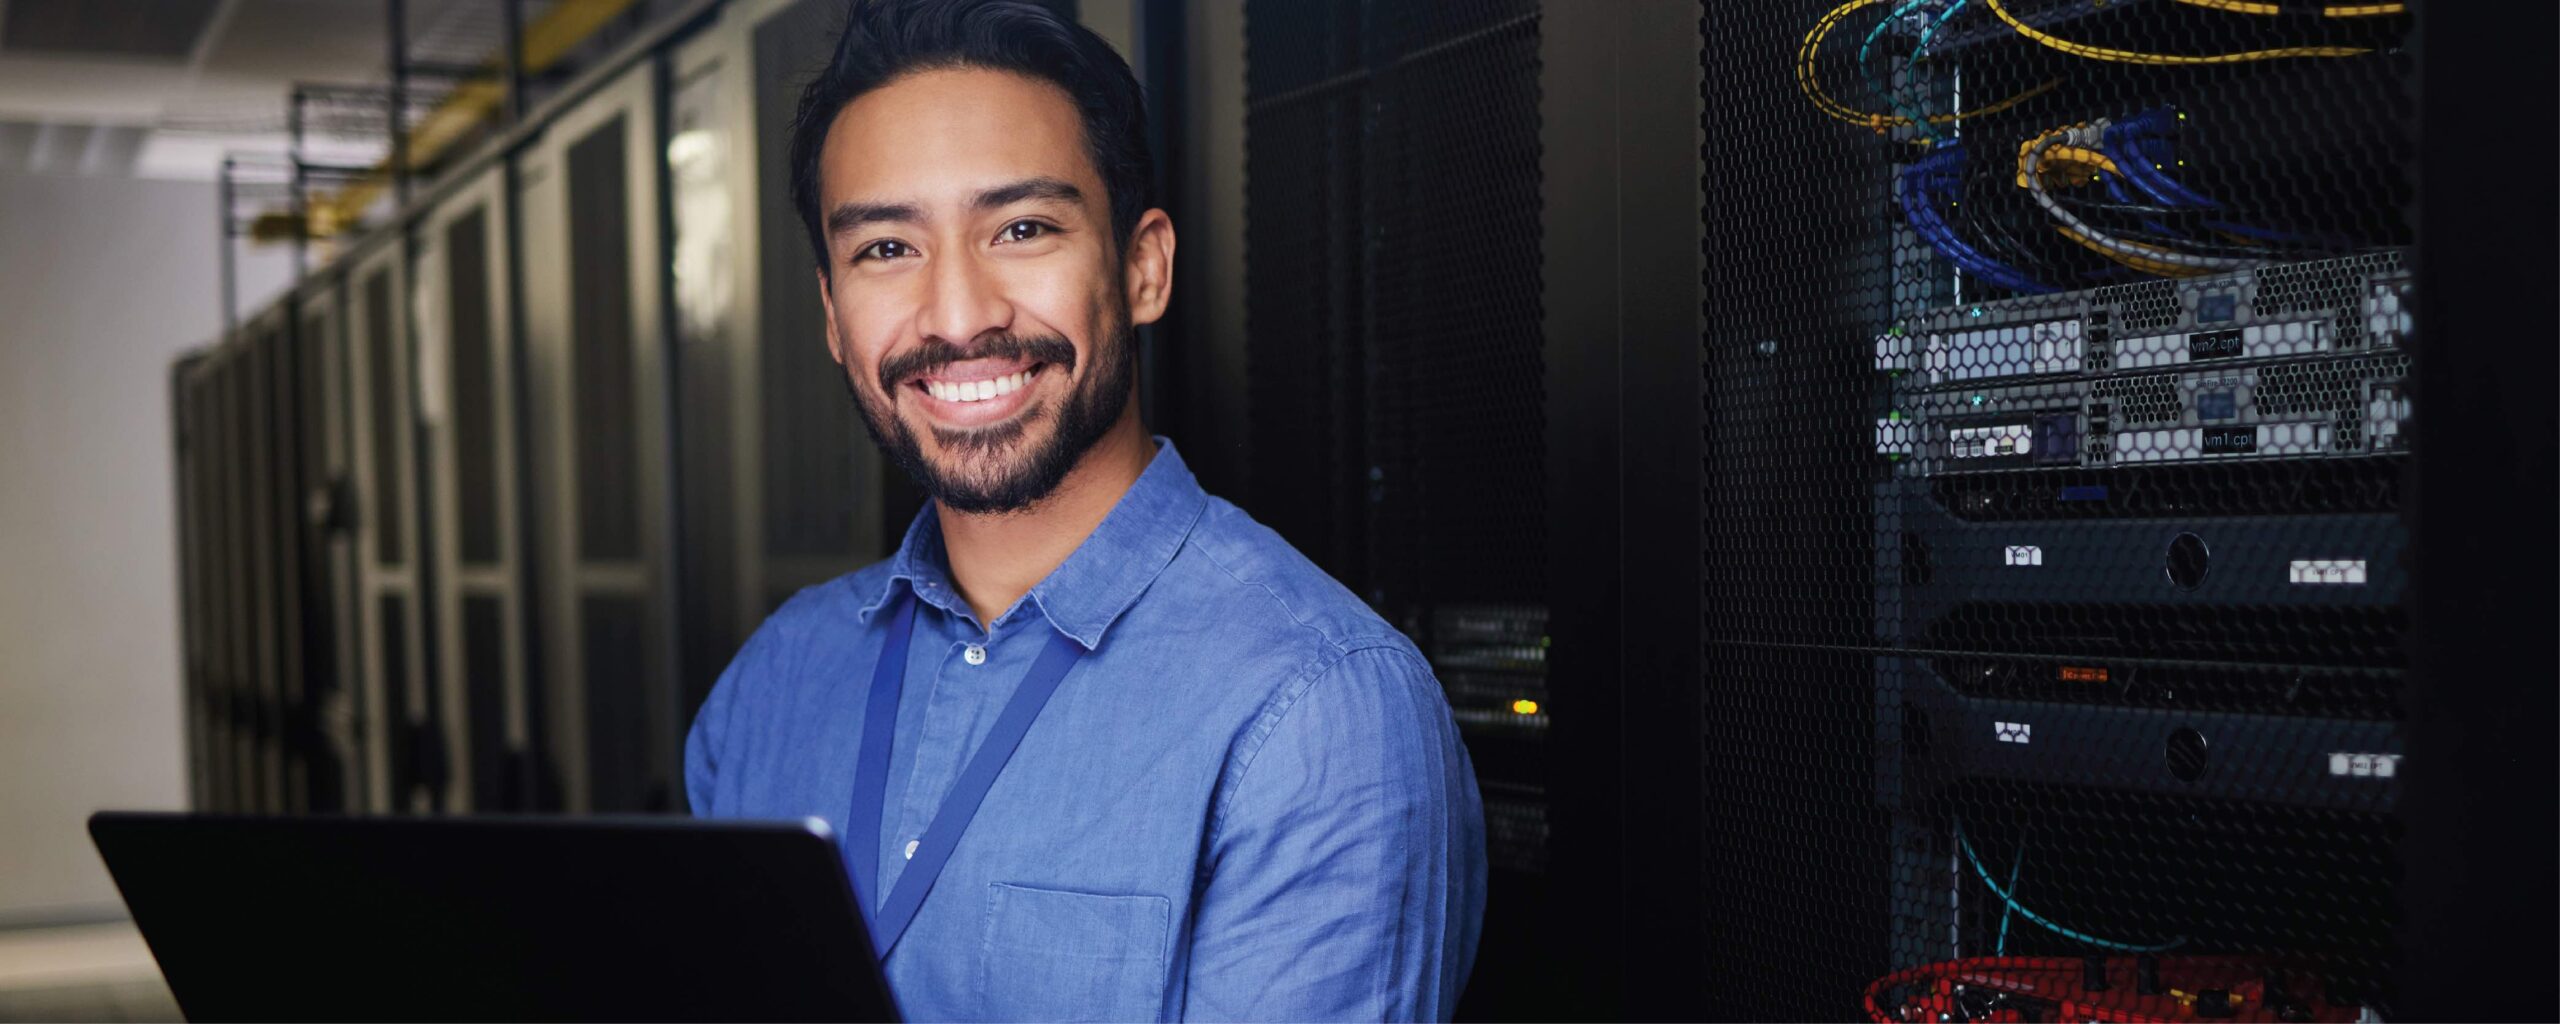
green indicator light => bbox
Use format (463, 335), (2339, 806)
(1888, 410), (1904, 421)
(1970, 394), (1986, 407)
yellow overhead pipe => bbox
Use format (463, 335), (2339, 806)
(265, 0), (638, 241)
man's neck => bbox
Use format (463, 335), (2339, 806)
(937, 412), (1154, 630)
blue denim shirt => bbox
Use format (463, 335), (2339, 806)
(686, 440), (1487, 1021)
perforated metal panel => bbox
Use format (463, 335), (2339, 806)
(1246, 0), (1550, 866)
(1700, 1), (2417, 1018)
(1244, 1), (1554, 1015)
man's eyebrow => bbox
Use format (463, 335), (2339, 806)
(825, 200), (923, 237)
(972, 177), (1084, 212)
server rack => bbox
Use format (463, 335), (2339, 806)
(419, 166), (533, 814)
(521, 61), (683, 813)
(346, 237), (434, 814)
(1671, 1), (2553, 1020)
(296, 273), (367, 811)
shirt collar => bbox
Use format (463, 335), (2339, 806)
(857, 437), (1209, 651)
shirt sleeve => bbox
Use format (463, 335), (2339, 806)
(683, 616), (789, 817)
(1181, 645), (1488, 1022)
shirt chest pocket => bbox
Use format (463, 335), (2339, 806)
(978, 882), (1172, 1022)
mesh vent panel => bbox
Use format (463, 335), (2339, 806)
(444, 207), (501, 566)
(1244, 5), (1551, 1016)
(1704, 0), (2415, 1016)
(568, 116), (642, 562)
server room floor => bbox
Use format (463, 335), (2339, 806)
(0, 923), (178, 1022)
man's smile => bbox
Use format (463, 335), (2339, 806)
(908, 357), (1052, 426)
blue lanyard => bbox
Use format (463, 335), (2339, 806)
(844, 592), (1087, 959)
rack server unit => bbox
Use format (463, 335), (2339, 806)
(1685, 1), (2551, 1019)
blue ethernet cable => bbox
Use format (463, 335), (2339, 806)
(1954, 820), (2187, 954)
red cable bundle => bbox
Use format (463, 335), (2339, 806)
(1863, 955), (2362, 1023)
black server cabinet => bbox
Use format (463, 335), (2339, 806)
(1682, 1), (2553, 1020)
(297, 280), (364, 811)
(171, 354), (209, 812)
(1240, 0), (1573, 1016)
(422, 167), (534, 816)
(522, 62), (681, 815)
(348, 241), (434, 814)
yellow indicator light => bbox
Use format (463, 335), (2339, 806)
(1511, 699), (1541, 716)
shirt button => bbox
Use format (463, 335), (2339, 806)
(903, 839), (920, 860)
(963, 644), (987, 666)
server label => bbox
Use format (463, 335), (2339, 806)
(2189, 329), (2245, 360)
(2202, 426), (2257, 454)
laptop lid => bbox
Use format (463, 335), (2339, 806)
(89, 811), (897, 1022)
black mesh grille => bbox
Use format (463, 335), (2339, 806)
(1244, 0), (1549, 876)
(445, 207), (501, 566)
(1705, 0), (2415, 1017)
(462, 594), (512, 811)
(1244, 7), (1551, 1017)
(362, 269), (405, 566)
(755, 4), (863, 563)
(568, 116), (642, 562)
(582, 594), (658, 812)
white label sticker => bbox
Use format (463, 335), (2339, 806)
(1995, 721), (2032, 744)
(2290, 560), (2368, 585)
(2005, 546), (2044, 566)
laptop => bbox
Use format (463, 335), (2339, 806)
(89, 811), (898, 1022)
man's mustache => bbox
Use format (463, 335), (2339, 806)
(878, 333), (1079, 394)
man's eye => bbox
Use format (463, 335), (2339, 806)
(999, 220), (1050, 243)
(856, 239), (912, 262)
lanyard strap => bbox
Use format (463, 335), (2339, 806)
(846, 592), (1087, 959)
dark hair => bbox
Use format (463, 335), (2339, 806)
(786, 0), (1154, 274)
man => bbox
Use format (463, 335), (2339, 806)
(683, 1), (1487, 1019)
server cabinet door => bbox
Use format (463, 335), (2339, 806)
(298, 283), (362, 810)
(521, 62), (680, 814)
(214, 345), (254, 812)
(170, 356), (210, 811)
(420, 168), (533, 814)
(747, 0), (892, 595)
(348, 243), (432, 814)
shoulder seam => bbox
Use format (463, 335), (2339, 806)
(1189, 529), (1409, 657)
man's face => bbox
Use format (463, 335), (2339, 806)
(814, 67), (1150, 514)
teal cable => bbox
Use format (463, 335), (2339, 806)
(1954, 821), (2188, 953)
(1861, 0), (1949, 141)
(1995, 837), (2023, 955)
(1914, 0), (1970, 62)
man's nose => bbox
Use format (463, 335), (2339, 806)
(916, 246), (1013, 347)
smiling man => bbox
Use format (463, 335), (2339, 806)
(682, 1), (1487, 1020)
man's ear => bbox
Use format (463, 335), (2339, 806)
(1121, 209), (1177, 328)
(815, 266), (849, 367)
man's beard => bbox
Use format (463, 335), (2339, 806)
(844, 310), (1136, 516)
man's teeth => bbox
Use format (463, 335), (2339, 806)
(925, 368), (1034, 403)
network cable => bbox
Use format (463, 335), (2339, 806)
(1799, 0), (2059, 137)
(1863, 0), (1958, 141)
(2020, 121), (2259, 273)
(1981, 0), (2377, 65)
(2095, 112), (2350, 252)
(1901, 145), (2057, 293)
(1996, 838), (2024, 956)
(2172, 0), (2407, 17)
(1954, 820), (2188, 953)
